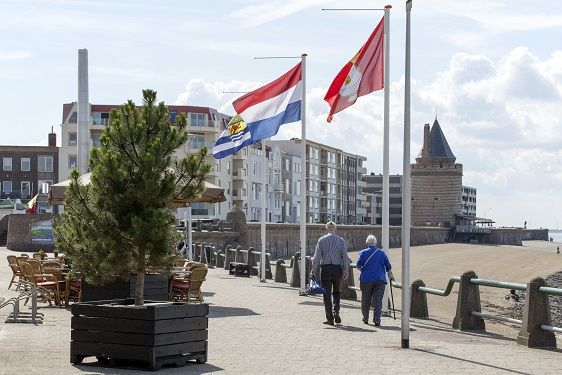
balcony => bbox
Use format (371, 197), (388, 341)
(232, 168), (246, 180)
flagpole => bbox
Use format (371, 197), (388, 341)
(401, 0), (413, 349)
(381, 4), (392, 315)
(299, 53), (308, 295)
(260, 139), (268, 282)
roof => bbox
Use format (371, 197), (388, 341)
(428, 119), (455, 159)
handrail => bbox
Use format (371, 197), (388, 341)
(418, 276), (461, 296)
(469, 278), (526, 291)
(539, 286), (562, 297)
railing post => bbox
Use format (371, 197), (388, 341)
(290, 252), (301, 288)
(341, 259), (357, 300)
(223, 245), (233, 270)
(215, 249), (224, 268)
(410, 279), (428, 318)
(247, 247), (258, 276)
(517, 277), (557, 348)
(264, 254), (273, 280)
(275, 259), (287, 283)
(452, 270), (485, 331)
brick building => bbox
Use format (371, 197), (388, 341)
(0, 130), (58, 207)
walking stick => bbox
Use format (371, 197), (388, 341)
(389, 277), (397, 320)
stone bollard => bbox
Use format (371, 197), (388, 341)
(264, 254), (273, 279)
(275, 259), (287, 283)
(410, 279), (429, 318)
(452, 270), (485, 331)
(215, 249), (224, 268)
(223, 245), (233, 270)
(341, 260), (357, 300)
(234, 246), (242, 263)
(247, 247), (258, 276)
(517, 277), (557, 348)
(290, 253), (302, 288)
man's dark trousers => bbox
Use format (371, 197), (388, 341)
(320, 264), (342, 322)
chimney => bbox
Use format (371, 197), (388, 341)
(422, 123), (430, 161)
(48, 126), (57, 147)
(77, 48), (90, 175)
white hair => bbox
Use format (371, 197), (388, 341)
(366, 235), (377, 246)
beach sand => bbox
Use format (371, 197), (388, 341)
(349, 240), (562, 337)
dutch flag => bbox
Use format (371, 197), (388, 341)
(212, 62), (302, 159)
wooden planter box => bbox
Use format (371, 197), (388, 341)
(71, 299), (208, 370)
(81, 274), (169, 302)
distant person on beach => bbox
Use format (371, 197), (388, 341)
(311, 221), (350, 326)
(557, 246), (560, 255)
(356, 235), (393, 326)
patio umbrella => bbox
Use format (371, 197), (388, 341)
(48, 172), (226, 206)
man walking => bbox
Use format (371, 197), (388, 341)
(311, 221), (350, 325)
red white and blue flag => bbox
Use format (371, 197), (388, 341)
(212, 63), (302, 159)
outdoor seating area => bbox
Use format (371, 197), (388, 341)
(6, 254), (79, 307)
(168, 260), (208, 303)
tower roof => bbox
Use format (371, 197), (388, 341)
(416, 118), (456, 162)
(428, 119), (455, 159)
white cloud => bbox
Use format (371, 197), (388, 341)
(0, 51), (32, 61)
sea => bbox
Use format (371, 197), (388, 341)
(548, 230), (562, 243)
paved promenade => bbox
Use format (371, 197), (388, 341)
(0, 245), (561, 374)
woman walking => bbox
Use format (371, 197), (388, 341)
(356, 235), (393, 326)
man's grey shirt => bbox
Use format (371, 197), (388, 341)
(312, 233), (350, 272)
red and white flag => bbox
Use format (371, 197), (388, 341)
(324, 17), (385, 122)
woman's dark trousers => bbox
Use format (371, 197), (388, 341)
(320, 264), (343, 322)
(360, 280), (386, 323)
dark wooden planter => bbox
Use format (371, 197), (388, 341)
(70, 299), (208, 370)
(81, 274), (169, 302)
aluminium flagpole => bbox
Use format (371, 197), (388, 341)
(381, 4), (392, 313)
(299, 53), (308, 295)
(260, 139), (268, 282)
(401, 0), (413, 349)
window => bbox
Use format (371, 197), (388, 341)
(189, 133), (205, 149)
(21, 158), (30, 171)
(3, 157), (12, 171)
(91, 132), (101, 147)
(68, 111), (77, 123)
(2, 181), (12, 193)
(21, 181), (31, 199)
(38, 180), (53, 194)
(68, 155), (78, 169)
(92, 112), (110, 125)
(38, 156), (53, 172)
(169, 111), (177, 123)
(189, 113), (206, 127)
(68, 132), (77, 146)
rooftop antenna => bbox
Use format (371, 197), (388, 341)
(435, 107), (438, 121)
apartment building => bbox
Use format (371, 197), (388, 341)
(268, 139), (367, 224)
(59, 102), (232, 219)
(461, 185), (477, 216)
(362, 174), (403, 226)
(0, 130), (58, 211)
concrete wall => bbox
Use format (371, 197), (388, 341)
(7, 213), (55, 252)
(485, 228), (549, 246)
(245, 223), (449, 259)
(192, 231), (240, 252)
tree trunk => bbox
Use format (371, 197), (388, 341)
(135, 270), (145, 305)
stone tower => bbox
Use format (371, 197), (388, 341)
(411, 119), (463, 227)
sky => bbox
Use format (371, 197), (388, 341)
(1, 0), (562, 229)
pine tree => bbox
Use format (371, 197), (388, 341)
(54, 89), (211, 305)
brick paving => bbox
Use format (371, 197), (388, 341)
(0, 246), (561, 374)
